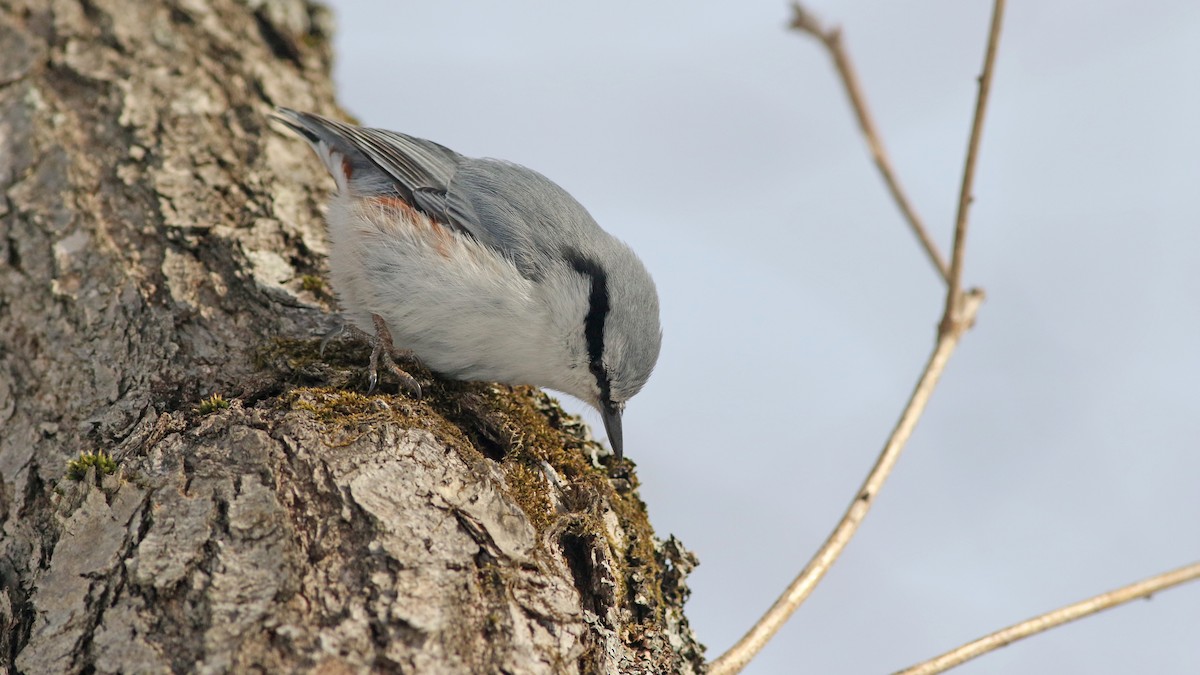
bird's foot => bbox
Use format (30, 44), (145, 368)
(367, 313), (422, 399)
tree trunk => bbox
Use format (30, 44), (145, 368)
(0, 1), (704, 672)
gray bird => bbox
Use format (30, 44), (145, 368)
(274, 108), (662, 459)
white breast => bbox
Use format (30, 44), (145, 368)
(323, 193), (585, 393)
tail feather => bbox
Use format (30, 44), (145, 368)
(273, 108), (356, 194)
(272, 108), (464, 199)
(271, 108), (321, 144)
(271, 107), (484, 248)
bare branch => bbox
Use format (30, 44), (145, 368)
(789, 3), (951, 283)
(941, 0), (1006, 337)
(708, 291), (986, 675)
(721, 3), (1200, 673)
(709, 3), (1010, 672)
(895, 561), (1200, 675)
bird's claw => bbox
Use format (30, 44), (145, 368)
(319, 320), (345, 358)
(366, 313), (422, 399)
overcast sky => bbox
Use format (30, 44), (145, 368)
(319, 1), (1200, 672)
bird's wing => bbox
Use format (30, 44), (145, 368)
(275, 108), (575, 276)
(274, 108), (485, 236)
(274, 108), (455, 191)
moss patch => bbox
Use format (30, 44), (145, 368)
(299, 274), (325, 293)
(66, 450), (118, 481)
(255, 336), (373, 392)
(194, 393), (231, 415)
(280, 387), (475, 454)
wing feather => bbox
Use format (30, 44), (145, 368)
(275, 108), (586, 278)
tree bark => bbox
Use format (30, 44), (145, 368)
(0, 1), (704, 672)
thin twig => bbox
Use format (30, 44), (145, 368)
(895, 561), (1200, 675)
(789, 3), (950, 284)
(709, 4), (1009, 672)
(708, 290), (985, 675)
(942, 0), (1006, 337)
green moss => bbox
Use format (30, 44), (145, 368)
(194, 393), (231, 415)
(281, 386), (475, 453)
(255, 337), (327, 371)
(254, 337), (370, 392)
(285, 387), (374, 422)
(66, 451), (118, 481)
(300, 32), (324, 50)
(299, 275), (325, 293)
(501, 459), (554, 533)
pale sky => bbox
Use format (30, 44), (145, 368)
(320, 1), (1200, 672)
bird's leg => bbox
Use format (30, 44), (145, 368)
(367, 313), (422, 399)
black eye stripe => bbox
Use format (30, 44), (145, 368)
(564, 249), (612, 403)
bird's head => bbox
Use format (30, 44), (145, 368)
(555, 244), (662, 460)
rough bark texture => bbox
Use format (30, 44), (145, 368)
(0, 1), (705, 672)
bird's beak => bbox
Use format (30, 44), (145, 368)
(601, 401), (624, 460)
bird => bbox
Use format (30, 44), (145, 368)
(273, 108), (662, 459)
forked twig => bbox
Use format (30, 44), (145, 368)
(789, 3), (950, 283)
(895, 561), (1200, 675)
(708, 3), (1006, 673)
